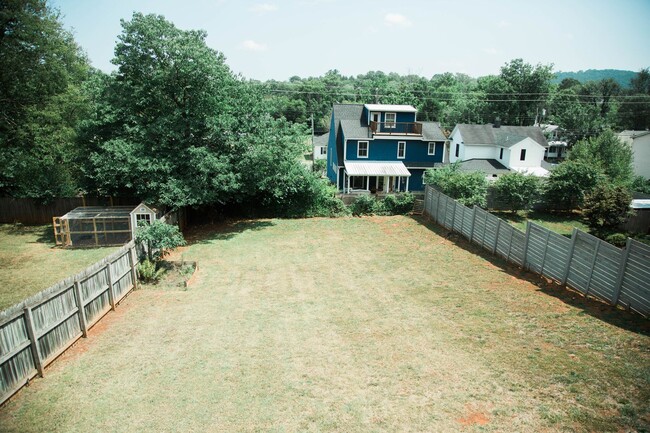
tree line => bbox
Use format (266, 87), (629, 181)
(1, 1), (648, 215)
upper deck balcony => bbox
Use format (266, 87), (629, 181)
(370, 121), (422, 136)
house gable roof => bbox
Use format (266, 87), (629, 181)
(331, 104), (364, 165)
(313, 132), (329, 147)
(454, 124), (548, 148)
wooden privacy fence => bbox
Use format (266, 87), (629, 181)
(423, 186), (650, 317)
(0, 241), (139, 405)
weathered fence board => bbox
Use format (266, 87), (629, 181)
(423, 186), (650, 317)
(0, 241), (139, 405)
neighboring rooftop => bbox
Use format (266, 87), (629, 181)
(455, 124), (548, 148)
(312, 132), (329, 147)
(457, 159), (511, 175)
(364, 104), (417, 113)
(619, 130), (650, 139)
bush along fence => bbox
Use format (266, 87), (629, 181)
(423, 186), (650, 317)
(0, 241), (139, 405)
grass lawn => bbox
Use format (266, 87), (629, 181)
(0, 224), (118, 311)
(493, 210), (589, 236)
(0, 217), (648, 432)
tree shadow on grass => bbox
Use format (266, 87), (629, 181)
(1, 223), (56, 246)
(183, 220), (276, 244)
(410, 215), (650, 337)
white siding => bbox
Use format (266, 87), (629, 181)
(632, 134), (650, 178)
(507, 138), (546, 169)
(464, 144), (498, 160)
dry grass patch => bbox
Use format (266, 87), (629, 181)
(0, 224), (118, 310)
(0, 216), (648, 432)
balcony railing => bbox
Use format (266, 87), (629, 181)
(370, 121), (423, 136)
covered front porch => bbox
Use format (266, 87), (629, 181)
(342, 161), (411, 194)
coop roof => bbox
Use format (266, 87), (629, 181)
(61, 206), (135, 220)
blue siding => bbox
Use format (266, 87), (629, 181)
(326, 114), (338, 184)
(409, 169), (425, 191)
(394, 112), (416, 123)
(346, 139), (444, 163)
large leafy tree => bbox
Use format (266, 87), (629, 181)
(424, 163), (488, 207)
(479, 59), (554, 126)
(82, 13), (239, 207)
(543, 160), (605, 209)
(0, 0), (90, 199)
(567, 130), (634, 186)
(492, 172), (541, 212)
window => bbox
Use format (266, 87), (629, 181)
(136, 213), (151, 226)
(499, 148), (503, 159)
(520, 149), (526, 161)
(455, 143), (460, 158)
(320, 146), (327, 155)
(358, 141), (369, 158)
(385, 112), (396, 129)
(397, 141), (406, 159)
(428, 142), (436, 155)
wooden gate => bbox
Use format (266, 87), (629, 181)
(52, 217), (70, 246)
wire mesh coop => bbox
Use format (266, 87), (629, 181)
(53, 203), (159, 248)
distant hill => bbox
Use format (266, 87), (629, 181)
(552, 69), (637, 88)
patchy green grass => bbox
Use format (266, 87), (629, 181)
(0, 224), (118, 311)
(0, 217), (648, 432)
(494, 210), (589, 236)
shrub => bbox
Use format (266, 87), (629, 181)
(543, 160), (605, 210)
(493, 172), (541, 212)
(605, 233), (628, 247)
(135, 220), (186, 262)
(378, 193), (415, 215)
(308, 180), (350, 217)
(137, 259), (165, 283)
(583, 183), (634, 236)
(424, 164), (487, 207)
(350, 194), (377, 216)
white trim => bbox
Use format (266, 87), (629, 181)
(427, 142), (436, 155)
(344, 139), (347, 161)
(370, 111), (381, 127)
(357, 141), (369, 158)
(397, 141), (406, 159)
(385, 112), (396, 129)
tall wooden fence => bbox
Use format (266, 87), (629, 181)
(423, 186), (650, 317)
(0, 197), (140, 225)
(0, 241), (139, 405)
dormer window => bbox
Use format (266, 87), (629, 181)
(385, 113), (396, 129)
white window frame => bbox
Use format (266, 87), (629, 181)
(520, 149), (526, 161)
(357, 141), (369, 158)
(427, 142), (436, 155)
(385, 112), (396, 129)
(397, 141), (406, 159)
(320, 146), (327, 155)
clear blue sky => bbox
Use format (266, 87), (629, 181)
(50, 0), (650, 81)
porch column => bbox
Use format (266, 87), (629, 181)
(366, 176), (370, 191)
(384, 176), (389, 193)
(406, 177), (409, 192)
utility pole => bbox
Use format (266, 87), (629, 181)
(311, 114), (315, 165)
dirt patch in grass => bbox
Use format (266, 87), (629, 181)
(0, 216), (648, 432)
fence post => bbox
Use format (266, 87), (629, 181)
(469, 206), (477, 242)
(105, 262), (115, 311)
(492, 219), (501, 254)
(522, 223), (532, 270)
(73, 280), (88, 338)
(23, 307), (44, 377)
(584, 239), (602, 297)
(612, 238), (632, 306)
(129, 244), (139, 290)
(561, 228), (579, 286)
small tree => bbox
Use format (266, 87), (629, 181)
(543, 160), (605, 209)
(493, 172), (541, 212)
(583, 184), (634, 236)
(135, 220), (186, 262)
(424, 164), (488, 207)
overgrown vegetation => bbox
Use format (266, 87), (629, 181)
(349, 193), (415, 216)
(493, 172), (541, 212)
(134, 220), (186, 283)
(583, 184), (635, 237)
(424, 163), (488, 207)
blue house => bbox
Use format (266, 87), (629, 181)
(326, 103), (447, 193)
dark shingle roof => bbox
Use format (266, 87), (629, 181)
(421, 122), (447, 141)
(313, 132), (329, 147)
(457, 159), (511, 175)
(456, 124), (547, 148)
(340, 119), (369, 139)
(332, 104), (364, 165)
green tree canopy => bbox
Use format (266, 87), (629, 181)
(492, 172), (541, 212)
(424, 163), (488, 207)
(0, 0), (90, 199)
(567, 130), (634, 186)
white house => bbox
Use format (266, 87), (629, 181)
(618, 130), (650, 179)
(312, 132), (329, 160)
(449, 122), (549, 179)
